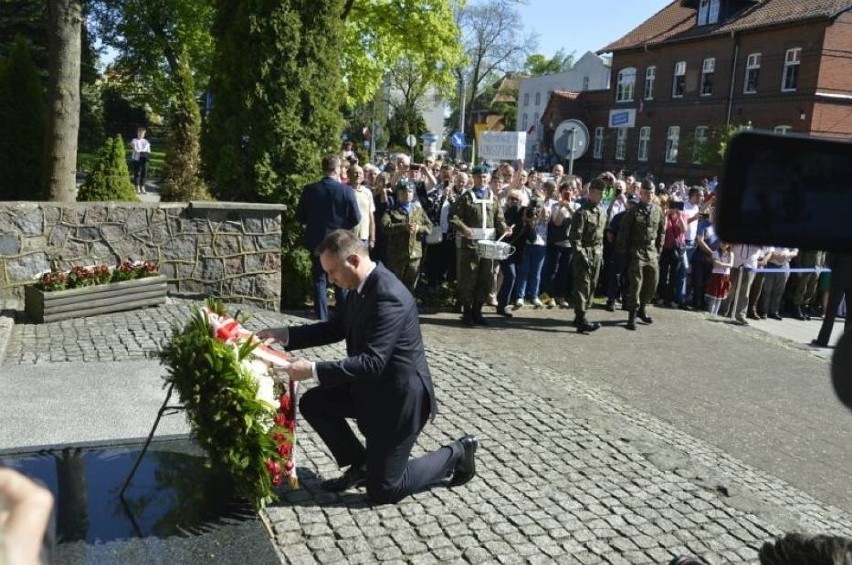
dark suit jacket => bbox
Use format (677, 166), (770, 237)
(296, 176), (361, 251)
(286, 264), (438, 442)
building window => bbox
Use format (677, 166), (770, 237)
(535, 92), (541, 105)
(644, 66), (656, 100)
(522, 114), (528, 131)
(782, 47), (801, 92)
(744, 53), (760, 94)
(774, 125), (793, 135)
(701, 58), (715, 96)
(593, 127), (604, 159)
(582, 76), (590, 91)
(615, 128), (628, 161)
(709, 0), (720, 23)
(672, 61), (686, 98)
(616, 67), (636, 102)
(637, 126), (651, 161)
(698, 0), (710, 25)
(665, 126), (680, 163)
(523, 93), (529, 106)
(692, 126), (709, 164)
(532, 113), (538, 133)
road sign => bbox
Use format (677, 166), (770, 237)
(450, 132), (466, 149)
(405, 134), (417, 148)
(553, 119), (590, 160)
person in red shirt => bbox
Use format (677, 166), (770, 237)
(657, 200), (688, 307)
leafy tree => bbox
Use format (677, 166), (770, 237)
(160, 51), (210, 201)
(690, 123), (747, 171)
(0, 37), (46, 200)
(206, 0), (346, 307)
(455, 0), (536, 135)
(0, 1), (48, 73)
(89, 0), (215, 110)
(340, 0), (463, 105)
(43, 0), (82, 202)
(77, 134), (138, 201)
(524, 49), (574, 76)
(387, 105), (427, 152)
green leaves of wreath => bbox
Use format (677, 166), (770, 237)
(160, 299), (284, 508)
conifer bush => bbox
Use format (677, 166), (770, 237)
(76, 134), (138, 202)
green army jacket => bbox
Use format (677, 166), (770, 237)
(617, 202), (666, 264)
(449, 188), (508, 250)
(382, 204), (433, 260)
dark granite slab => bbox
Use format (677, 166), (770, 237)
(1, 438), (280, 565)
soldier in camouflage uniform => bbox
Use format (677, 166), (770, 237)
(617, 180), (666, 330)
(569, 178), (607, 333)
(382, 179), (433, 292)
(450, 165), (510, 326)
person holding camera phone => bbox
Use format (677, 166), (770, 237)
(657, 200), (688, 308)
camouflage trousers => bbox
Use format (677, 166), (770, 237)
(457, 245), (495, 304)
(627, 260), (659, 311)
(572, 248), (602, 317)
(387, 257), (421, 293)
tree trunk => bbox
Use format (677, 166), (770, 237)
(44, 0), (82, 202)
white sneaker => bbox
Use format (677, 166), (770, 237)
(512, 299), (523, 310)
(532, 298), (544, 309)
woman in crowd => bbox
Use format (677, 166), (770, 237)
(370, 173), (394, 264)
(496, 189), (533, 317)
(657, 200), (688, 307)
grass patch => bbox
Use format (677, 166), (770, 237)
(76, 149), (166, 180)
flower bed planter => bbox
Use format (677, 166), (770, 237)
(25, 275), (168, 323)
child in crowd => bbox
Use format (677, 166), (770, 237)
(705, 241), (733, 315)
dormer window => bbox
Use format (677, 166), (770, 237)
(697, 0), (720, 26)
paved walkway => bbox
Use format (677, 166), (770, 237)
(1, 298), (850, 564)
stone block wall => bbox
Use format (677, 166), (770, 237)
(0, 201), (285, 310)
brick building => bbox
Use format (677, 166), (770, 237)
(541, 0), (852, 182)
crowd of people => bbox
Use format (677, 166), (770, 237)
(296, 149), (841, 341)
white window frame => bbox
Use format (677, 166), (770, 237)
(665, 126), (680, 163)
(698, 0), (710, 25)
(692, 126), (709, 164)
(535, 92), (541, 105)
(709, 0), (720, 24)
(744, 53), (760, 94)
(637, 126), (651, 162)
(644, 66), (656, 100)
(782, 47), (801, 92)
(701, 58), (715, 96)
(615, 128), (628, 161)
(593, 127), (604, 159)
(774, 125), (793, 135)
(616, 68), (636, 102)
(672, 61), (686, 98)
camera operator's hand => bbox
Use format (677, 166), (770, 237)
(0, 468), (53, 565)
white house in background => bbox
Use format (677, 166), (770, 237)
(516, 51), (611, 162)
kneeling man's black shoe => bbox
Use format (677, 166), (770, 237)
(449, 435), (478, 487)
(321, 464), (366, 492)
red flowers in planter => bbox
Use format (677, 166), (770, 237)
(35, 261), (160, 291)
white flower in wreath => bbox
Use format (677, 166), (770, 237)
(240, 357), (277, 408)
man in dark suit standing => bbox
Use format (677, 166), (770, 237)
(296, 155), (361, 320)
(259, 230), (478, 504)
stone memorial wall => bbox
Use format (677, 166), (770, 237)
(0, 201), (285, 310)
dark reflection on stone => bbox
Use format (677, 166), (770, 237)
(1, 439), (279, 564)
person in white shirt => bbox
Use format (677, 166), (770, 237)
(130, 127), (151, 194)
(348, 165), (375, 249)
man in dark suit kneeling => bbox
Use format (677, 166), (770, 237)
(259, 229), (478, 504)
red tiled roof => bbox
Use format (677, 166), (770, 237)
(600, 0), (852, 53)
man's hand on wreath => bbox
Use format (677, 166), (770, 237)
(285, 359), (314, 382)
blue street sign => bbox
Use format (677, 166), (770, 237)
(450, 132), (466, 149)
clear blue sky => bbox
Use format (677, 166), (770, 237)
(516, 0), (673, 59)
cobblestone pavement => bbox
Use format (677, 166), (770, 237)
(3, 298), (852, 564)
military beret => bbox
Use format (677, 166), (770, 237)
(471, 164), (489, 175)
(395, 179), (415, 192)
(627, 194), (640, 204)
